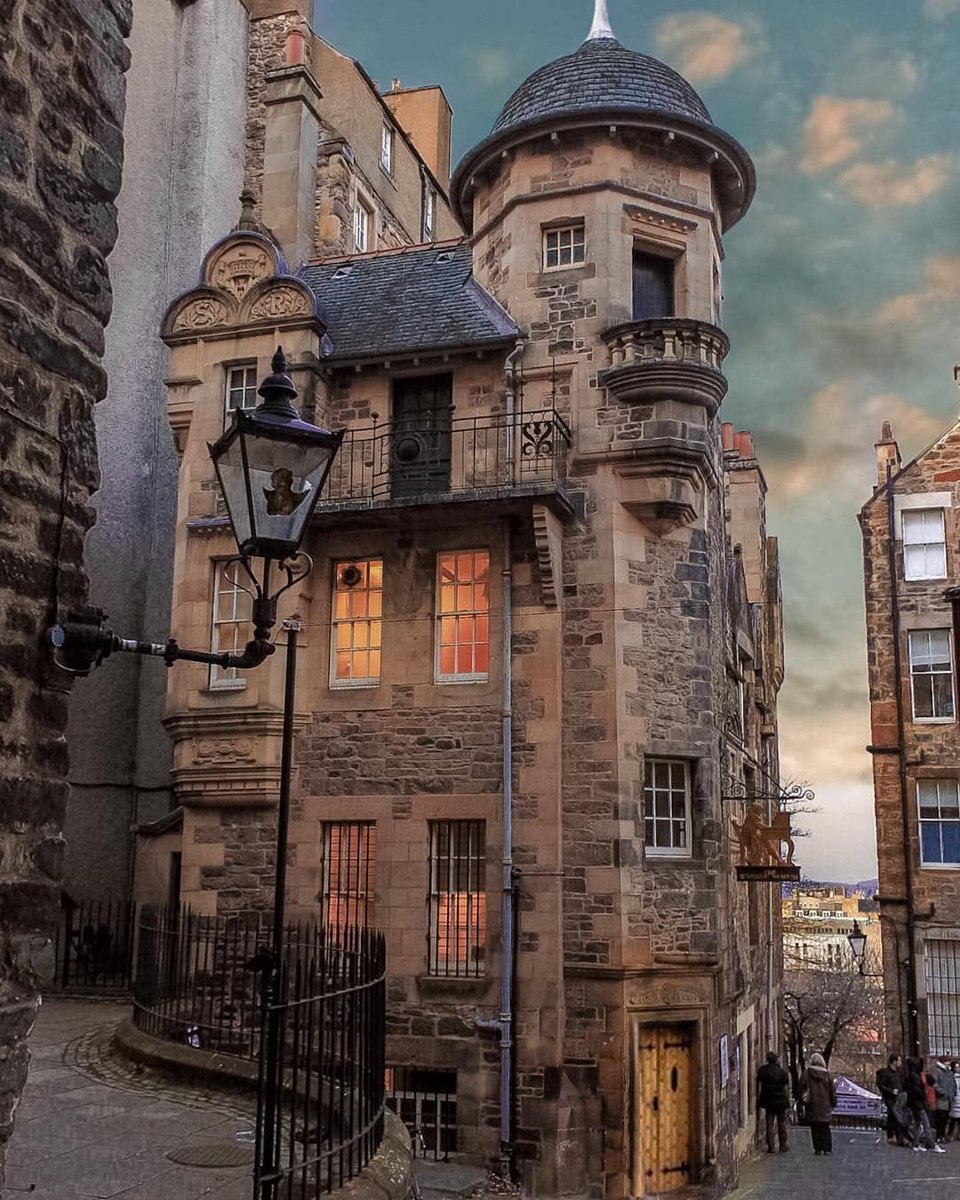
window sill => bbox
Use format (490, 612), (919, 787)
(644, 851), (694, 863)
(330, 680), (381, 691)
(416, 974), (493, 1000)
(204, 683), (247, 695)
(912, 717), (956, 725)
(919, 863), (960, 871)
(435, 676), (489, 686)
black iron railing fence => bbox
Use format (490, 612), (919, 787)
(56, 896), (136, 990)
(319, 409), (571, 508)
(133, 905), (387, 1196)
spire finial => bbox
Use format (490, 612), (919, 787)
(585, 0), (615, 41)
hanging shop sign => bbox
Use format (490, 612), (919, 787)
(732, 804), (800, 881)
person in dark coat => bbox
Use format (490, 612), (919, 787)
(905, 1056), (942, 1152)
(876, 1053), (906, 1145)
(756, 1051), (791, 1152)
(799, 1053), (837, 1155)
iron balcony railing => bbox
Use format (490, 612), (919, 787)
(318, 408), (571, 510)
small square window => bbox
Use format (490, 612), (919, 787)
(225, 364), (257, 419)
(543, 225), (585, 270)
(380, 125), (394, 174)
(903, 509), (947, 580)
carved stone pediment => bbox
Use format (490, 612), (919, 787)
(170, 291), (235, 334)
(209, 241), (273, 301)
(241, 279), (316, 324)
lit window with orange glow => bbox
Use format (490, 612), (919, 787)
(435, 550), (489, 682)
(331, 559), (383, 687)
(428, 820), (486, 977)
(320, 821), (377, 938)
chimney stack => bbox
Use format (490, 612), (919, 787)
(875, 421), (901, 490)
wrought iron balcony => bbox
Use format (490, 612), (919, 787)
(600, 318), (730, 414)
(317, 409), (572, 513)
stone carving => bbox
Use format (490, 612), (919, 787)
(624, 204), (698, 235)
(193, 738), (256, 764)
(628, 980), (706, 1009)
(248, 286), (310, 321)
(172, 297), (231, 333)
(213, 245), (271, 300)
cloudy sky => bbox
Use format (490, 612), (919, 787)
(315, 1), (960, 881)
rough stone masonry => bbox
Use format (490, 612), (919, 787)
(0, 0), (129, 1186)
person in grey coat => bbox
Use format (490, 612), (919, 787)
(799, 1053), (837, 1156)
(932, 1057), (958, 1141)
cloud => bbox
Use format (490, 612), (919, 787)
(872, 255), (960, 326)
(923, 0), (960, 18)
(756, 380), (943, 501)
(800, 96), (894, 173)
(473, 48), (513, 86)
(654, 13), (757, 82)
(839, 154), (952, 206)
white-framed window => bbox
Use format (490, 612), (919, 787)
(422, 187), (436, 241)
(354, 200), (372, 253)
(210, 561), (252, 689)
(428, 820), (486, 978)
(331, 559), (383, 687)
(225, 364), (257, 417)
(435, 550), (490, 682)
(543, 224), (585, 270)
(924, 939), (960, 1055)
(908, 630), (955, 721)
(903, 509), (947, 580)
(918, 780), (960, 867)
(643, 758), (692, 856)
(380, 124), (394, 174)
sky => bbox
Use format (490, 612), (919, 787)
(314, 1), (960, 882)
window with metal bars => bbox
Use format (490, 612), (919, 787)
(385, 1066), (457, 1160)
(428, 821), (486, 977)
(924, 939), (960, 1058)
(209, 561), (252, 689)
(331, 559), (383, 687)
(435, 550), (489, 682)
(319, 822), (377, 937)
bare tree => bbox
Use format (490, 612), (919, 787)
(783, 947), (884, 1103)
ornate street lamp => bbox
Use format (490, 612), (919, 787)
(50, 346), (342, 1200)
(847, 920), (868, 972)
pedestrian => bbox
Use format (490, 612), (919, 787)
(876, 1053), (906, 1146)
(799, 1053), (836, 1156)
(931, 1056), (957, 1142)
(904, 1057), (943, 1153)
(756, 1050), (791, 1153)
(949, 1061), (960, 1141)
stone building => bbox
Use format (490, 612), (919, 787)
(861, 416), (960, 1061)
(136, 6), (787, 1197)
(0, 0), (129, 1186)
(782, 886), (880, 972)
(65, 0), (459, 901)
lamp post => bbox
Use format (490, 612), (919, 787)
(50, 347), (343, 1200)
(847, 920), (869, 975)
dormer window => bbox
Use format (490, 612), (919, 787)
(543, 224), (585, 270)
(380, 125), (394, 174)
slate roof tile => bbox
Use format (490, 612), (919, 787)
(299, 243), (518, 361)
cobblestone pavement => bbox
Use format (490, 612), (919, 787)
(726, 1127), (960, 1198)
(5, 997), (257, 1199)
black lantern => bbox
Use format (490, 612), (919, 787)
(847, 919), (867, 967)
(209, 347), (343, 561)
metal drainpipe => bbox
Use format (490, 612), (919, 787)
(885, 465), (920, 1054)
(499, 517), (515, 1179)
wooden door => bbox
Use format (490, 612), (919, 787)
(389, 374), (453, 498)
(636, 1024), (694, 1195)
(632, 250), (674, 321)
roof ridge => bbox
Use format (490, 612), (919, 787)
(303, 236), (466, 269)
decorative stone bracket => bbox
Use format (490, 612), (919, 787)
(532, 502), (563, 607)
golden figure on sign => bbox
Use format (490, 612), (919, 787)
(264, 468), (310, 516)
(732, 805), (795, 867)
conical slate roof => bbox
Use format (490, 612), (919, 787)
(492, 36), (712, 139)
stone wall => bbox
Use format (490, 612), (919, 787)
(862, 423), (960, 1055)
(0, 0), (129, 1183)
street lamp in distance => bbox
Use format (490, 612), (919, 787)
(847, 920), (868, 974)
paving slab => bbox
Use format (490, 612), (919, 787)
(4, 997), (256, 1200)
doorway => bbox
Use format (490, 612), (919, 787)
(635, 1023), (695, 1195)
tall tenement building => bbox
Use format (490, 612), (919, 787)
(861, 416), (960, 1064)
(125, 4), (785, 1195)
